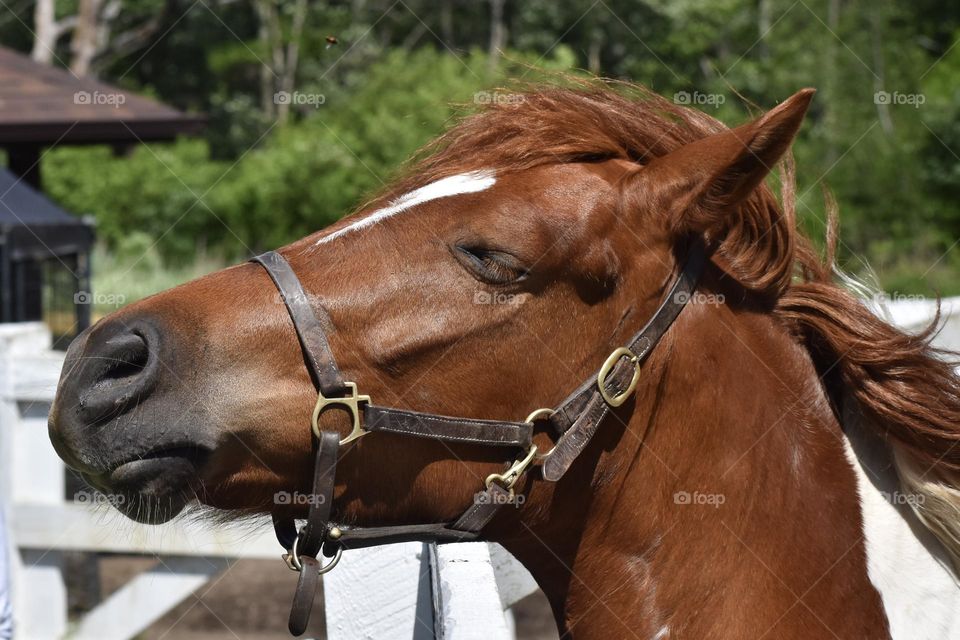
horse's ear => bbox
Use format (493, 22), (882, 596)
(641, 88), (814, 240)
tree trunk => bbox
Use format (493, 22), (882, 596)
(70, 0), (102, 76)
(757, 0), (771, 60)
(823, 0), (841, 165)
(488, 0), (506, 72)
(587, 33), (601, 74)
(255, 0), (278, 119)
(32, 0), (60, 64)
(277, 0), (308, 125)
(440, 0), (454, 48)
(871, 10), (894, 135)
(255, 0), (310, 124)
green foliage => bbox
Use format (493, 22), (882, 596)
(44, 47), (577, 261)
(43, 141), (227, 261)
(20, 0), (960, 293)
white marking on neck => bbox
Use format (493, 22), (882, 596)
(842, 403), (960, 639)
(315, 170), (496, 245)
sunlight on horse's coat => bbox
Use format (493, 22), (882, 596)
(314, 170), (497, 245)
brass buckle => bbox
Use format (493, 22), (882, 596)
(485, 444), (538, 493)
(311, 381), (371, 445)
(597, 347), (641, 407)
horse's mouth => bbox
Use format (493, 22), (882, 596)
(84, 446), (210, 524)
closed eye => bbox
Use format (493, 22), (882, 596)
(452, 244), (528, 285)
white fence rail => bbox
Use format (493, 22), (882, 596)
(11, 295), (958, 637)
(0, 322), (538, 639)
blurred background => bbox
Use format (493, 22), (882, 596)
(0, 1), (959, 639)
(1, 0), (958, 314)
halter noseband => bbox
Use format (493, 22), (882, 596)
(251, 237), (708, 635)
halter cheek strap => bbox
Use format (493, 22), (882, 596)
(251, 236), (708, 636)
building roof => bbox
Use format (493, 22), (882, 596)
(0, 46), (204, 145)
(0, 168), (79, 226)
(0, 168), (93, 259)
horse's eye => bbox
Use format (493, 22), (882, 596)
(453, 244), (528, 285)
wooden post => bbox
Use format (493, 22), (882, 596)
(430, 543), (513, 639)
(323, 541), (435, 639)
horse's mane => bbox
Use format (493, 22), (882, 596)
(378, 79), (960, 564)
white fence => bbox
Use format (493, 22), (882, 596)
(7, 295), (960, 638)
(0, 322), (539, 639)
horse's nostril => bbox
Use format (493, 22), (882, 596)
(96, 332), (150, 384)
(76, 324), (161, 423)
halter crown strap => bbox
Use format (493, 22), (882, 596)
(542, 237), (708, 480)
(252, 251), (348, 397)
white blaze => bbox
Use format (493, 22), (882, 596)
(315, 170), (496, 245)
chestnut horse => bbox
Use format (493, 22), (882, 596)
(50, 83), (960, 639)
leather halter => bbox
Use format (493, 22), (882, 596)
(251, 237), (708, 635)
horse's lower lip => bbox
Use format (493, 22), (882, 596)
(109, 448), (206, 490)
(95, 448), (209, 523)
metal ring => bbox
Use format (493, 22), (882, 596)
(317, 546), (343, 574)
(597, 347), (641, 407)
(524, 408), (556, 424)
(523, 408), (559, 461)
(289, 531), (306, 571)
(289, 531), (344, 575)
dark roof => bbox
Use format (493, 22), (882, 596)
(0, 167), (77, 226)
(0, 46), (204, 145)
(0, 168), (93, 259)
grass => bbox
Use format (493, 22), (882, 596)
(91, 244), (228, 318)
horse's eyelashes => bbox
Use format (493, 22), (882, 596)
(452, 244), (528, 285)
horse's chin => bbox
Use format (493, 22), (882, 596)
(112, 491), (189, 524)
(86, 449), (208, 524)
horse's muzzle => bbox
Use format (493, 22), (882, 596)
(48, 312), (214, 523)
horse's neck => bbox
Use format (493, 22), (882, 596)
(513, 308), (895, 639)
(841, 395), (960, 639)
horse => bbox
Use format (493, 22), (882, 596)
(48, 81), (960, 639)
